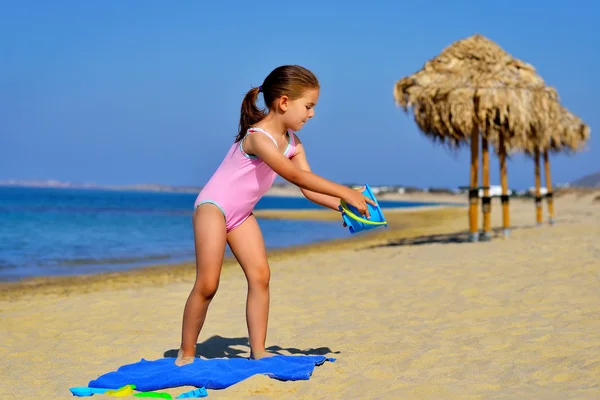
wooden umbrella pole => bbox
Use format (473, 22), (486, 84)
(469, 125), (480, 242)
(543, 150), (555, 224)
(481, 137), (491, 240)
(534, 148), (543, 226)
(499, 135), (510, 237)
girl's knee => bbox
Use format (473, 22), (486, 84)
(248, 265), (270, 289)
(193, 279), (220, 300)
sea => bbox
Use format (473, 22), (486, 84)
(0, 186), (439, 282)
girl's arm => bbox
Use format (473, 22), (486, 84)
(245, 131), (376, 218)
(289, 136), (341, 212)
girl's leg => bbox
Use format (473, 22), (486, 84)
(226, 214), (273, 359)
(176, 204), (227, 366)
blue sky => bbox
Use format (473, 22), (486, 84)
(1, 0), (597, 190)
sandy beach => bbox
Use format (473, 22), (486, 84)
(2, 191), (599, 399)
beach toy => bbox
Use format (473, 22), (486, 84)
(176, 387), (208, 398)
(339, 184), (387, 234)
(69, 386), (111, 397)
(106, 384), (136, 397)
(134, 392), (174, 399)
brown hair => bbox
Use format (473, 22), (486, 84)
(236, 65), (319, 142)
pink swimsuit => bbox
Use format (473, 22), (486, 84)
(194, 127), (297, 232)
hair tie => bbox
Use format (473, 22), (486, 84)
(258, 85), (262, 93)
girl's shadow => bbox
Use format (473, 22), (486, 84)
(163, 335), (340, 359)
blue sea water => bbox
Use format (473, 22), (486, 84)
(0, 186), (438, 282)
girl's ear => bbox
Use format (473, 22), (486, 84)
(277, 95), (289, 112)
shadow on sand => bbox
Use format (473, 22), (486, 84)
(363, 225), (543, 250)
(164, 335), (340, 359)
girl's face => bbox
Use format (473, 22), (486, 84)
(278, 88), (319, 132)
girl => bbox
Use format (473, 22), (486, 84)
(176, 65), (376, 365)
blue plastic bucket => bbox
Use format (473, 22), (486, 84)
(339, 184), (388, 234)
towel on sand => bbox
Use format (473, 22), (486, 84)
(88, 355), (335, 391)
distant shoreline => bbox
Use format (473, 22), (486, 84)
(0, 181), (468, 204)
(0, 181), (204, 194)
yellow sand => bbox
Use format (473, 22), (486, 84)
(1, 192), (599, 399)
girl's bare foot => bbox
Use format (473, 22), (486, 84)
(174, 348), (196, 366)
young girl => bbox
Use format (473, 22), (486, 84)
(176, 65), (376, 365)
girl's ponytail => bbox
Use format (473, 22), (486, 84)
(236, 86), (267, 142)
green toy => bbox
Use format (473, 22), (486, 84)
(134, 392), (174, 399)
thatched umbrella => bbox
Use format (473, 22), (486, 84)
(527, 105), (590, 225)
(394, 34), (561, 241)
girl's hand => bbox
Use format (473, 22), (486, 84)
(342, 187), (377, 219)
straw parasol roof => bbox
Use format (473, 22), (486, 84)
(547, 105), (590, 154)
(486, 104), (591, 157)
(393, 34), (562, 152)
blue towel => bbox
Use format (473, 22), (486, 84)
(88, 355), (335, 391)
